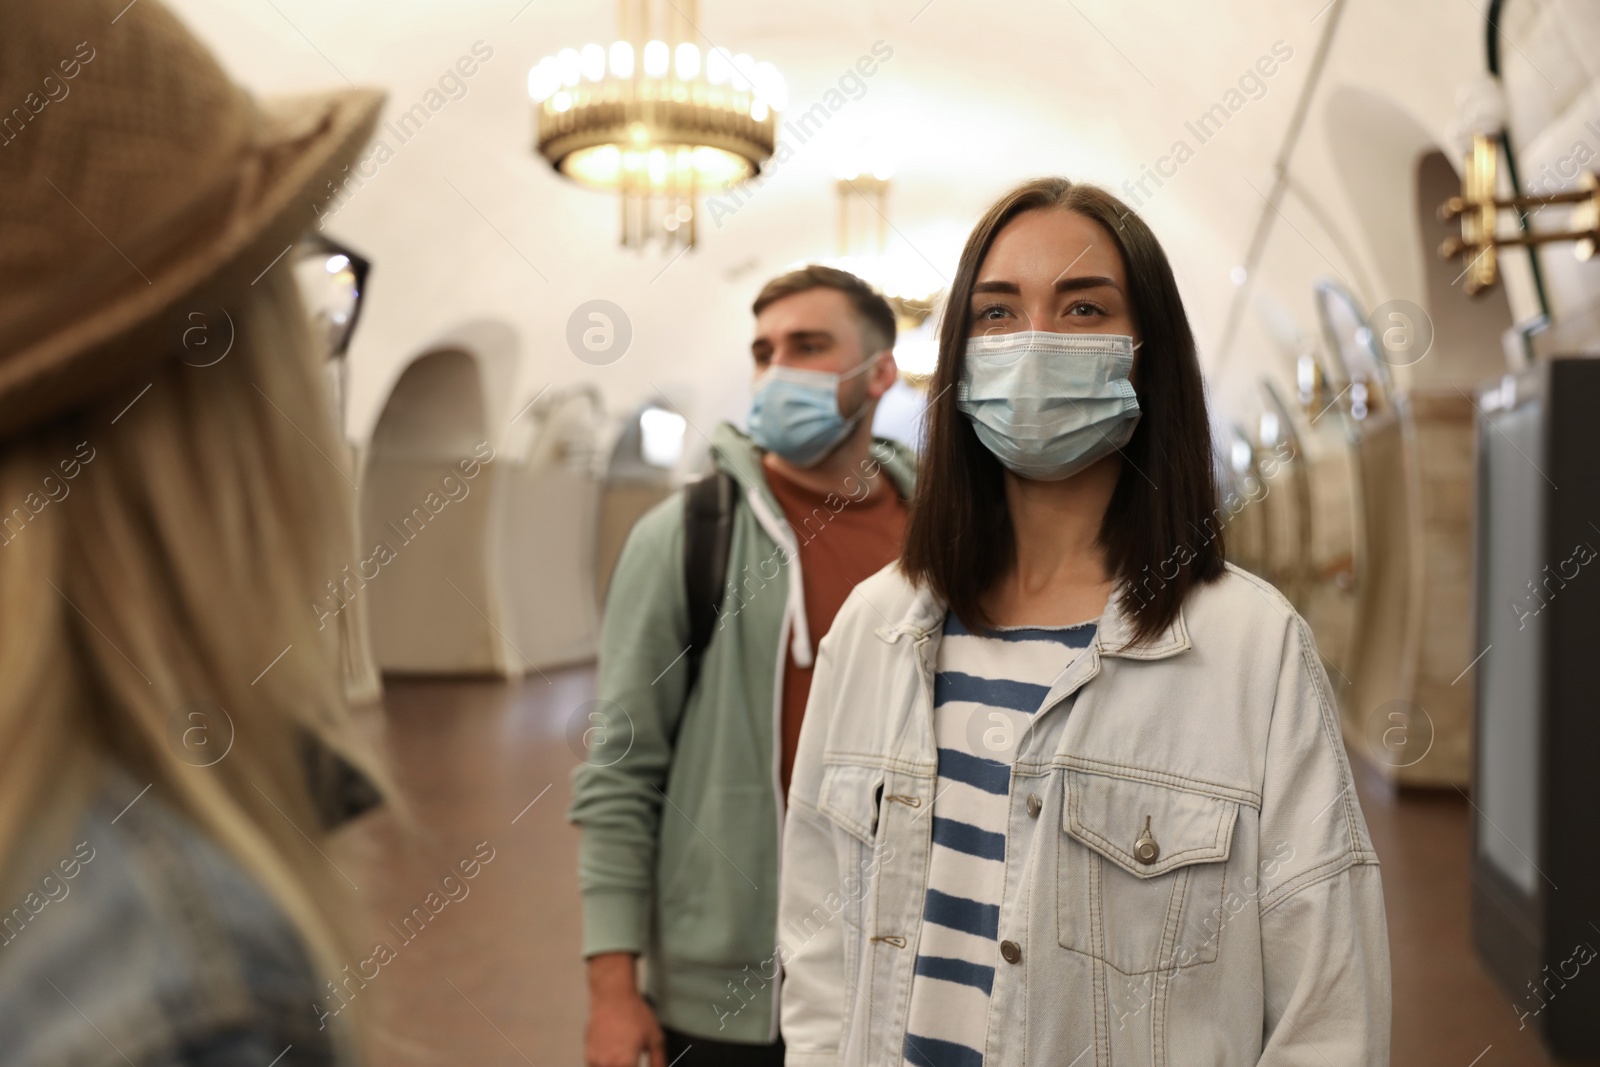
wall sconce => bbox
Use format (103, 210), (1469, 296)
(825, 168), (947, 388)
(1438, 132), (1600, 295)
(1296, 349), (1325, 412)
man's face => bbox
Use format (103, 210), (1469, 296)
(752, 287), (870, 375)
(751, 287), (893, 418)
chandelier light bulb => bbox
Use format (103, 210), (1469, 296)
(752, 61), (787, 111)
(706, 46), (732, 85)
(730, 52), (754, 91)
(675, 42), (701, 80)
(580, 43), (605, 82)
(608, 41), (634, 78)
(556, 48), (581, 87)
(643, 40), (670, 78)
(527, 60), (555, 101)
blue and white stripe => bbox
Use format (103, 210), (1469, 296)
(901, 611), (1096, 1067)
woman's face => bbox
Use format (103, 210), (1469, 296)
(967, 208), (1139, 354)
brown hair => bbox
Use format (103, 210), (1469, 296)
(752, 264), (897, 355)
(900, 177), (1225, 647)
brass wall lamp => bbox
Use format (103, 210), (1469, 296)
(1438, 132), (1600, 295)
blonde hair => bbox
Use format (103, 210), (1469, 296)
(0, 266), (389, 1048)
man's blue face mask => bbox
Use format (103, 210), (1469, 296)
(749, 352), (881, 468)
(956, 330), (1143, 481)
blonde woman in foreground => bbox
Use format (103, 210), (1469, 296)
(0, 1), (390, 1062)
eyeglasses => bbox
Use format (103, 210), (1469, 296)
(292, 233), (370, 437)
(292, 233), (370, 359)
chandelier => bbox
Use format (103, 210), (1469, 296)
(823, 169), (946, 384)
(528, 0), (785, 251)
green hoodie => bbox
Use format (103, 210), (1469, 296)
(568, 421), (918, 1044)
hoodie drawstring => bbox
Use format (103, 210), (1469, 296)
(743, 487), (813, 668)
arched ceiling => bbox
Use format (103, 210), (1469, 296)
(161, 0), (1488, 444)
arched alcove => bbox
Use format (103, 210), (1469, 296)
(358, 347), (512, 675)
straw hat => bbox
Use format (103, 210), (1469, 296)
(0, 0), (385, 438)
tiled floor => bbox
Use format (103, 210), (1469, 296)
(339, 670), (1570, 1066)
(1355, 759), (1558, 1066)
(338, 671), (591, 1067)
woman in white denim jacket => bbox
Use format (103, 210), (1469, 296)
(778, 178), (1390, 1066)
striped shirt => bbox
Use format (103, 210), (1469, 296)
(901, 610), (1097, 1067)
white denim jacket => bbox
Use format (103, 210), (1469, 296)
(778, 562), (1390, 1066)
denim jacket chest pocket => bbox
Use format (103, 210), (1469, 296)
(816, 761), (907, 937)
(817, 761), (886, 847)
(1055, 768), (1240, 977)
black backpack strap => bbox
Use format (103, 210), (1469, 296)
(683, 469), (737, 693)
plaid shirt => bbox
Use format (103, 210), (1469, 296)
(0, 771), (340, 1066)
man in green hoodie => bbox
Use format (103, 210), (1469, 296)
(571, 265), (919, 1067)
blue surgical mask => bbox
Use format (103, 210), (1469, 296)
(956, 331), (1142, 481)
(749, 354), (879, 467)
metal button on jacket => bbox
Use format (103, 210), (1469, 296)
(1025, 793), (1042, 818)
(1000, 939), (1022, 964)
(1134, 815), (1160, 864)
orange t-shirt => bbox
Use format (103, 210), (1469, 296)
(763, 458), (909, 797)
